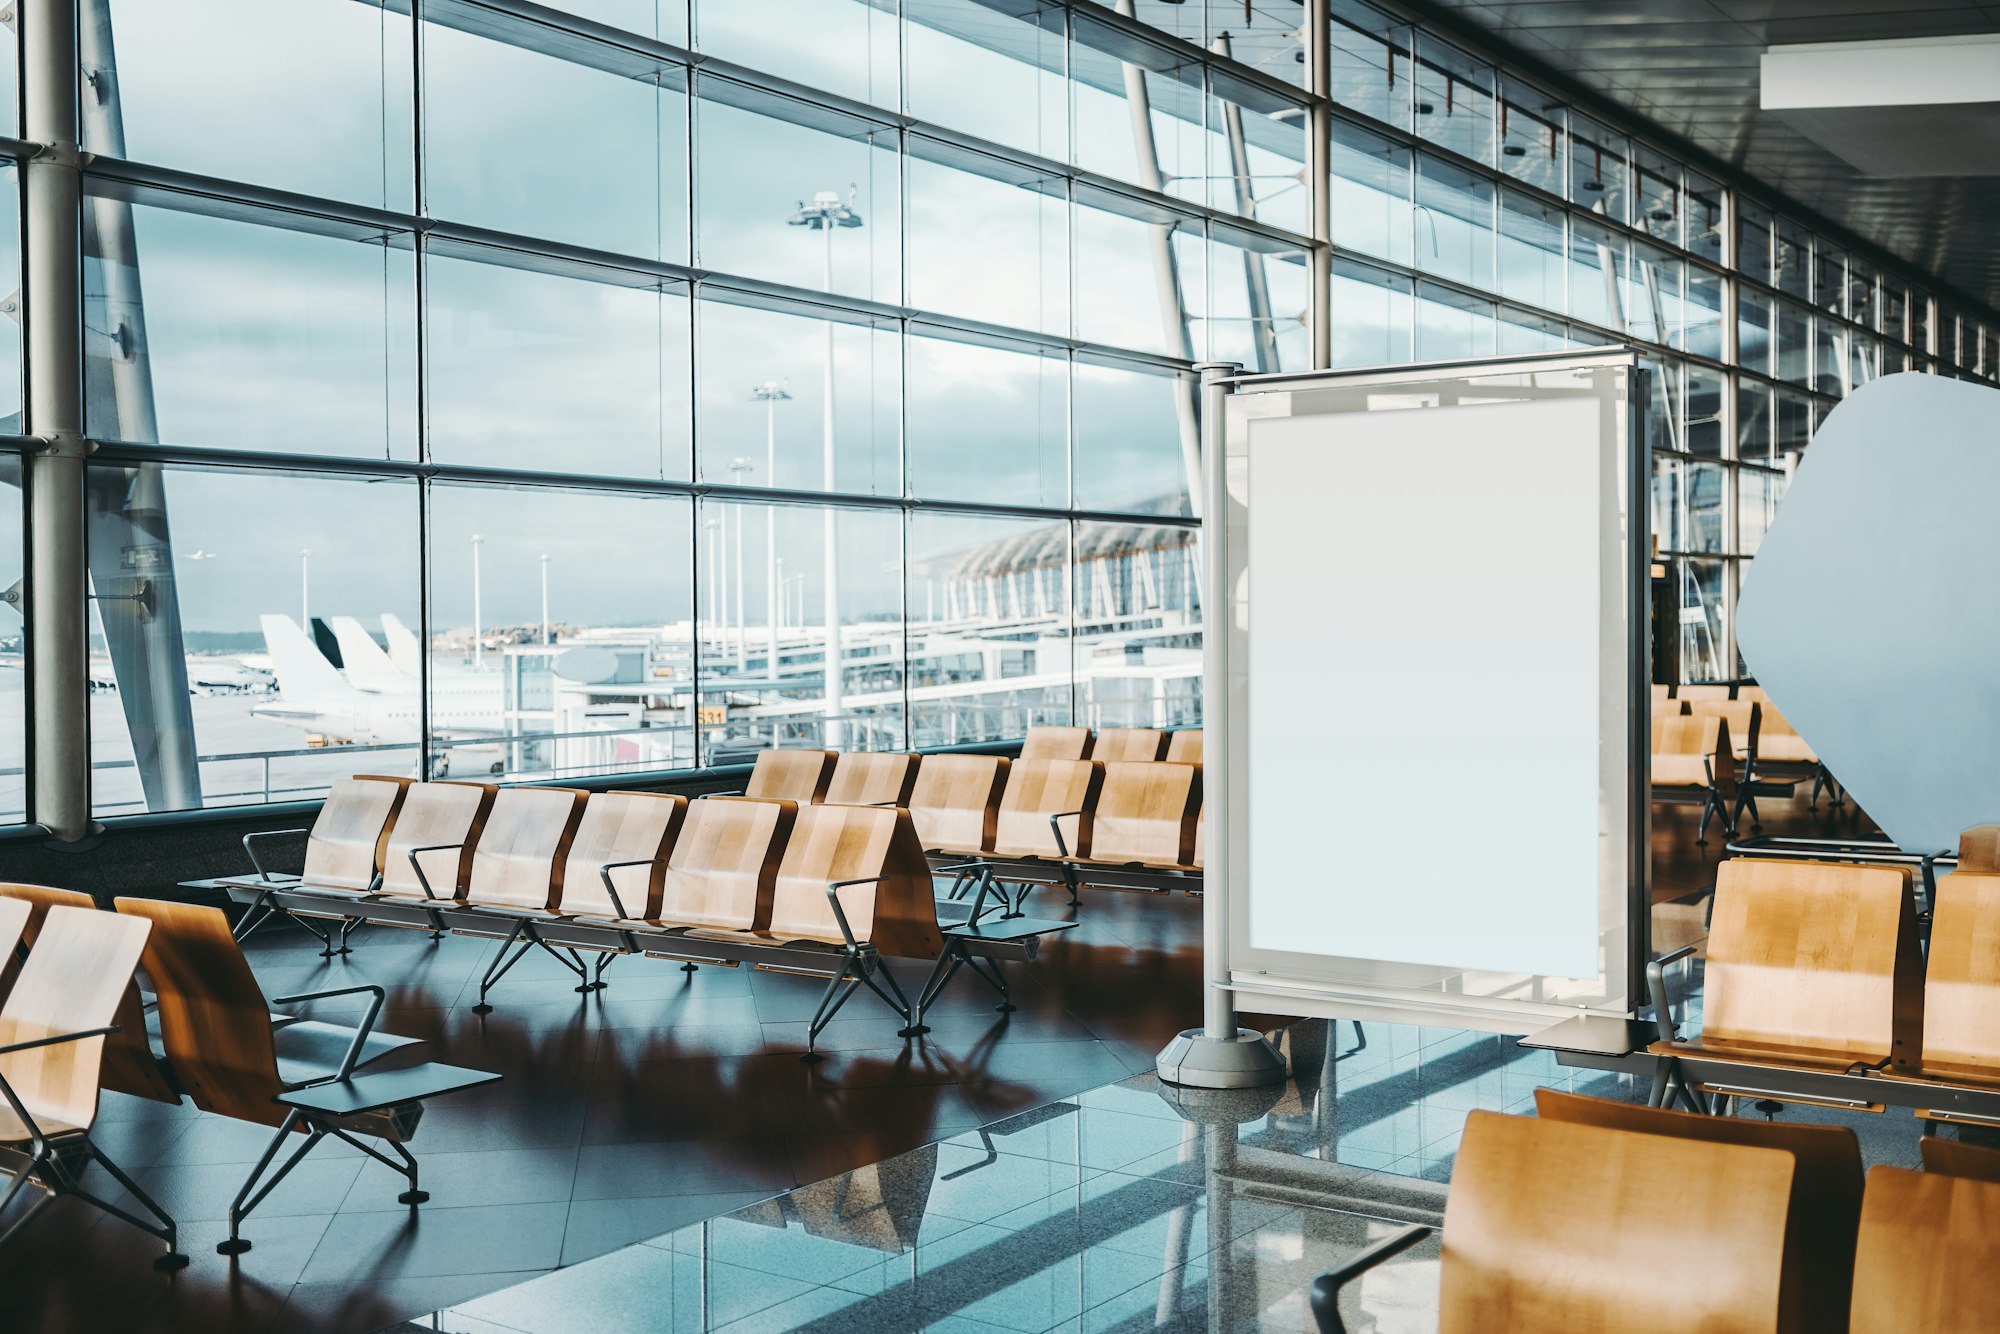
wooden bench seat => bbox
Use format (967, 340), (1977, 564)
(1089, 727), (1166, 763)
(907, 753), (1008, 858)
(740, 748), (835, 803)
(1651, 713), (1737, 843)
(1017, 724), (1089, 761)
(1073, 761), (1202, 883)
(1163, 728), (1202, 765)
(821, 751), (919, 807)
(1848, 1166), (2000, 1332)
(213, 774), (409, 954)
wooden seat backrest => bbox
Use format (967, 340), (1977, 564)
(1957, 823), (2000, 874)
(556, 791), (687, 920)
(1848, 1166), (2000, 1333)
(993, 758), (1102, 858)
(1917, 868), (2000, 1082)
(1685, 699), (1761, 753)
(1651, 714), (1733, 787)
(765, 805), (944, 959)
(377, 781), (497, 899)
(1019, 725), (1090, 761)
(1090, 728), (1167, 763)
(302, 775), (409, 889)
(1677, 683), (1735, 703)
(0, 904), (153, 1138)
(1920, 1135), (2000, 1185)
(654, 797), (795, 931)
(1650, 682), (1675, 710)
(1441, 1110), (1792, 1334)
(1192, 801), (1204, 869)
(822, 752), (919, 808)
(1534, 1089), (1862, 1333)
(1089, 762), (1200, 867)
(463, 787), (587, 912)
(1164, 729), (1203, 764)
(1702, 857), (1923, 1070)
(744, 749), (835, 803)
(906, 754), (1008, 854)
(0, 885), (179, 1104)
(114, 898), (287, 1127)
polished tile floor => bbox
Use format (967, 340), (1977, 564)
(1, 787), (1899, 1333)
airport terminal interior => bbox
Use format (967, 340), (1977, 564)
(3, 0), (2000, 1330)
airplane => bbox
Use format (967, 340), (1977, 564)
(186, 658), (273, 696)
(328, 617), (407, 693)
(252, 614), (506, 746)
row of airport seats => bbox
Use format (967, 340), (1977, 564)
(1646, 832), (2000, 1124)
(1650, 682), (1838, 824)
(1309, 1090), (2000, 1333)
(207, 777), (1076, 1047)
(0, 885), (495, 1261)
(730, 728), (1208, 913)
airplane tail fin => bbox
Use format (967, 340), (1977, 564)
(330, 616), (407, 690)
(260, 613), (351, 702)
(381, 613), (422, 676)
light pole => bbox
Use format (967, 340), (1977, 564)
(774, 556), (786, 639)
(298, 548), (310, 633)
(787, 190), (862, 747)
(539, 553), (551, 646)
(703, 516), (724, 665)
(751, 380), (791, 676)
(470, 533), (484, 668)
(728, 457), (753, 673)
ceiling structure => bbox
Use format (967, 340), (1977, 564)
(1400, 0), (2000, 315)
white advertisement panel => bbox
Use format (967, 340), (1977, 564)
(1245, 395), (1605, 982)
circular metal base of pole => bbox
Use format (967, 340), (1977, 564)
(1154, 1027), (1288, 1090)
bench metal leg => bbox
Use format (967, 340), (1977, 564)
(220, 1110), (315, 1255)
(470, 918), (535, 1015)
(232, 891), (280, 944)
(71, 1136), (190, 1270)
(291, 911), (354, 959)
(327, 1126), (428, 1205)
(802, 966), (865, 1062)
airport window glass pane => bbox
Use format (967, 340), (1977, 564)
(1737, 288), (1773, 378)
(695, 500), (903, 757)
(428, 483), (695, 782)
(548, 1), (690, 45)
(1911, 292), (1932, 354)
(1073, 202), (1196, 357)
(86, 466), (421, 818)
(907, 150), (1068, 337)
(90, 0), (413, 211)
(1677, 557), (1728, 683)
(694, 0), (898, 110)
(1738, 465), (1784, 558)
(1413, 37), (1494, 165)
(1775, 299), (1812, 388)
(1497, 307), (1572, 354)
(1638, 358), (1682, 455)
(1073, 360), (1193, 517)
(425, 255), (692, 480)
(696, 300), (900, 498)
(83, 198), (419, 459)
(1814, 243), (1848, 316)
(1684, 263), (1725, 362)
(1771, 217), (1812, 300)
(1328, 1), (1411, 131)
(1814, 318), (1847, 396)
(0, 165), (19, 423)
(1496, 188), (1563, 311)
(904, 0), (1068, 163)
(1206, 81), (1310, 235)
(1736, 381), (1772, 465)
(423, 23), (690, 264)
(1774, 386), (1813, 467)
(1330, 121), (1412, 268)
(905, 334), (1067, 508)
(1199, 233), (1311, 372)
(1685, 169), (1723, 266)
(1072, 45), (1208, 205)
(0, 468), (20, 825)
(1413, 155), (1493, 290)
(1073, 521), (1199, 729)
(1624, 243), (1681, 348)
(1415, 282), (1495, 361)
(1880, 282), (1908, 343)
(1567, 216), (1626, 332)
(1634, 146), (1682, 248)
(906, 510), (1073, 746)
(1737, 199), (1773, 286)
(1328, 257), (1412, 367)
(694, 88), (899, 305)
(1498, 77), (1563, 193)
(1568, 111), (1628, 224)
(1685, 365), (1724, 458)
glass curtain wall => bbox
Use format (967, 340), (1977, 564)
(30, 0), (1309, 819)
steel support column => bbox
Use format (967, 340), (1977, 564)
(1306, 0), (1333, 369)
(22, 0), (91, 840)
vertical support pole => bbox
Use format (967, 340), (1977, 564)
(23, 0), (91, 840)
(1210, 34), (1279, 376)
(1154, 364), (1284, 1089)
(1306, 0), (1333, 370)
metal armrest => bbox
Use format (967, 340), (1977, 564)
(962, 866), (1000, 929)
(597, 858), (666, 921)
(406, 843), (465, 901)
(0, 1024), (118, 1057)
(272, 984), (386, 1080)
(711, 788), (746, 797)
(823, 877), (887, 951)
(1047, 810), (1086, 859)
(243, 828), (310, 882)
(1647, 944), (1699, 1046)
(1308, 1223), (1432, 1334)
